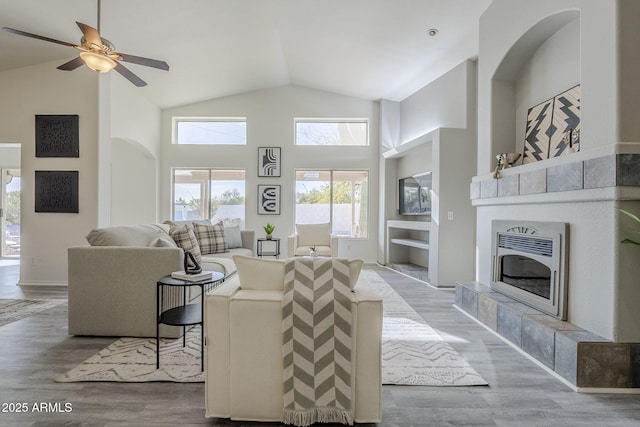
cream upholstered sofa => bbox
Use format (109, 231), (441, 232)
(68, 222), (254, 338)
(205, 255), (383, 423)
(287, 222), (338, 257)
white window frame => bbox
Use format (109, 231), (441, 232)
(172, 117), (247, 145)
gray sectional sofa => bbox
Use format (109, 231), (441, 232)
(68, 222), (254, 338)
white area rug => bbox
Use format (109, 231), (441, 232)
(0, 299), (66, 327)
(57, 270), (487, 386)
(365, 270), (488, 386)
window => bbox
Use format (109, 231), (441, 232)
(295, 170), (368, 238)
(173, 118), (247, 145)
(295, 119), (368, 146)
(172, 169), (246, 227)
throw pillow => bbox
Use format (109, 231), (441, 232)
(193, 221), (228, 254)
(149, 237), (178, 248)
(224, 225), (243, 249)
(233, 255), (286, 291)
(169, 225), (202, 262)
(86, 224), (171, 246)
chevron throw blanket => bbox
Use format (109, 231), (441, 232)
(282, 258), (354, 427)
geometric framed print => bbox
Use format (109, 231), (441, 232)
(257, 184), (280, 215)
(34, 171), (79, 213)
(523, 99), (554, 164)
(549, 85), (580, 158)
(258, 147), (281, 177)
(35, 115), (80, 157)
(523, 85), (580, 164)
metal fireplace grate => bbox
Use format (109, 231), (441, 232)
(498, 234), (553, 257)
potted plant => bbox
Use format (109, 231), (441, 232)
(309, 245), (318, 257)
(264, 223), (275, 240)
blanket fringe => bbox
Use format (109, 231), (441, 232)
(282, 407), (354, 427)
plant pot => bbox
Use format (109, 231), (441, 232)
(266, 234), (272, 240)
(309, 250), (318, 258)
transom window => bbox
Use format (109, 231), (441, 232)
(295, 119), (368, 146)
(173, 118), (247, 145)
(172, 169), (246, 227)
(295, 170), (368, 238)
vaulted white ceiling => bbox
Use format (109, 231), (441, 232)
(0, 0), (492, 108)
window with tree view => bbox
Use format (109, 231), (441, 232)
(295, 170), (368, 238)
(172, 169), (245, 227)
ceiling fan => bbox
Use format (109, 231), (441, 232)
(2, 0), (169, 87)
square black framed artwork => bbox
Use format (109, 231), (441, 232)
(35, 171), (79, 213)
(257, 184), (280, 215)
(35, 115), (80, 157)
(258, 147), (281, 177)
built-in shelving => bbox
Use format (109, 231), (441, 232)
(390, 238), (430, 250)
(386, 220), (429, 283)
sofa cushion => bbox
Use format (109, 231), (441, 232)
(149, 237), (178, 247)
(348, 259), (364, 290)
(233, 255), (285, 291)
(224, 225), (243, 249)
(169, 224), (202, 262)
(86, 224), (171, 246)
(296, 223), (331, 246)
(163, 219), (212, 230)
(193, 222), (228, 255)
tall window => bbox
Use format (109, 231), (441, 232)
(173, 118), (247, 145)
(295, 119), (368, 146)
(172, 169), (246, 227)
(295, 170), (368, 238)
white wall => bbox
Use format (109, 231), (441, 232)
(399, 61), (473, 144)
(0, 61), (99, 285)
(110, 75), (162, 224)
(160, 85), (380, 261)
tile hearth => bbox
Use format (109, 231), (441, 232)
(456, 282), (640, 390)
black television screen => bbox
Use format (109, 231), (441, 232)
(399, 172), (431, 216)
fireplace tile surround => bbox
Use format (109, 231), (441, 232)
(471, 153), (640, 200)
(456, 282), (640, 390)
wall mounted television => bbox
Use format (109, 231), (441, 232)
(398, 171), (432, 216)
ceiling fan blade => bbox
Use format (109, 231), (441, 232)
(76, 22), (102, 48)
(57, 56), (85, 71)
(116, 52), (169, 71)
(114, 62), (147, 87)
(3, 27), (77, 48)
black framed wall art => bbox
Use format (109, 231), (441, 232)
(35, 170), (79, 213)
(258, 147), (281, 177)
(257, 184), (280, 215)
(35, 114), (80, 157)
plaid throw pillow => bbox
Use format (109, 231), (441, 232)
(193, 221), (228, 255)
(169, 224), (202, 262)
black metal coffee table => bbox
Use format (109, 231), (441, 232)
(156, 271), (225, 371)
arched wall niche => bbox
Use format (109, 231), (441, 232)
(111, 137), (158, 225)
(490, 9), (580, 164)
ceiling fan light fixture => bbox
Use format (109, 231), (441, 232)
(79, 51), (116, 72)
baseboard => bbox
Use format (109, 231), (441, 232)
(17, 280), (68, 287)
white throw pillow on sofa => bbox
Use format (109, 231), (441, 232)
(233, 255), (286, 291)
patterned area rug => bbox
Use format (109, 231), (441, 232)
(365, 271), (488, 386)
(56, 331), (204, 383)
(57, 270), (487, 385)
(0, 299), (66, 327)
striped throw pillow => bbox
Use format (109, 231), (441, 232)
(193, 221), (228, 255)
(169, 224), (202, 262)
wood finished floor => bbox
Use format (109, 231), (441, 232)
(0, 262), (639, 426)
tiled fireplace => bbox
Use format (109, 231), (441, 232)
(462, 155), (640, 390)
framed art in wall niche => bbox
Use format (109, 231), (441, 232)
(257, 184), (280, 215)
(35, 115), (80, 157)
(258, 147), (281, 177)
(523, 85), (580, 164)
(34, 170), (79, 213)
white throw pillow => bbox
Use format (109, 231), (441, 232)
(86, 224), (171, 246)
(233, 255), (286, 291)
(296, 223), (331, 247)
(149, 237), (178, 248)
(224, 225), (243, 249)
